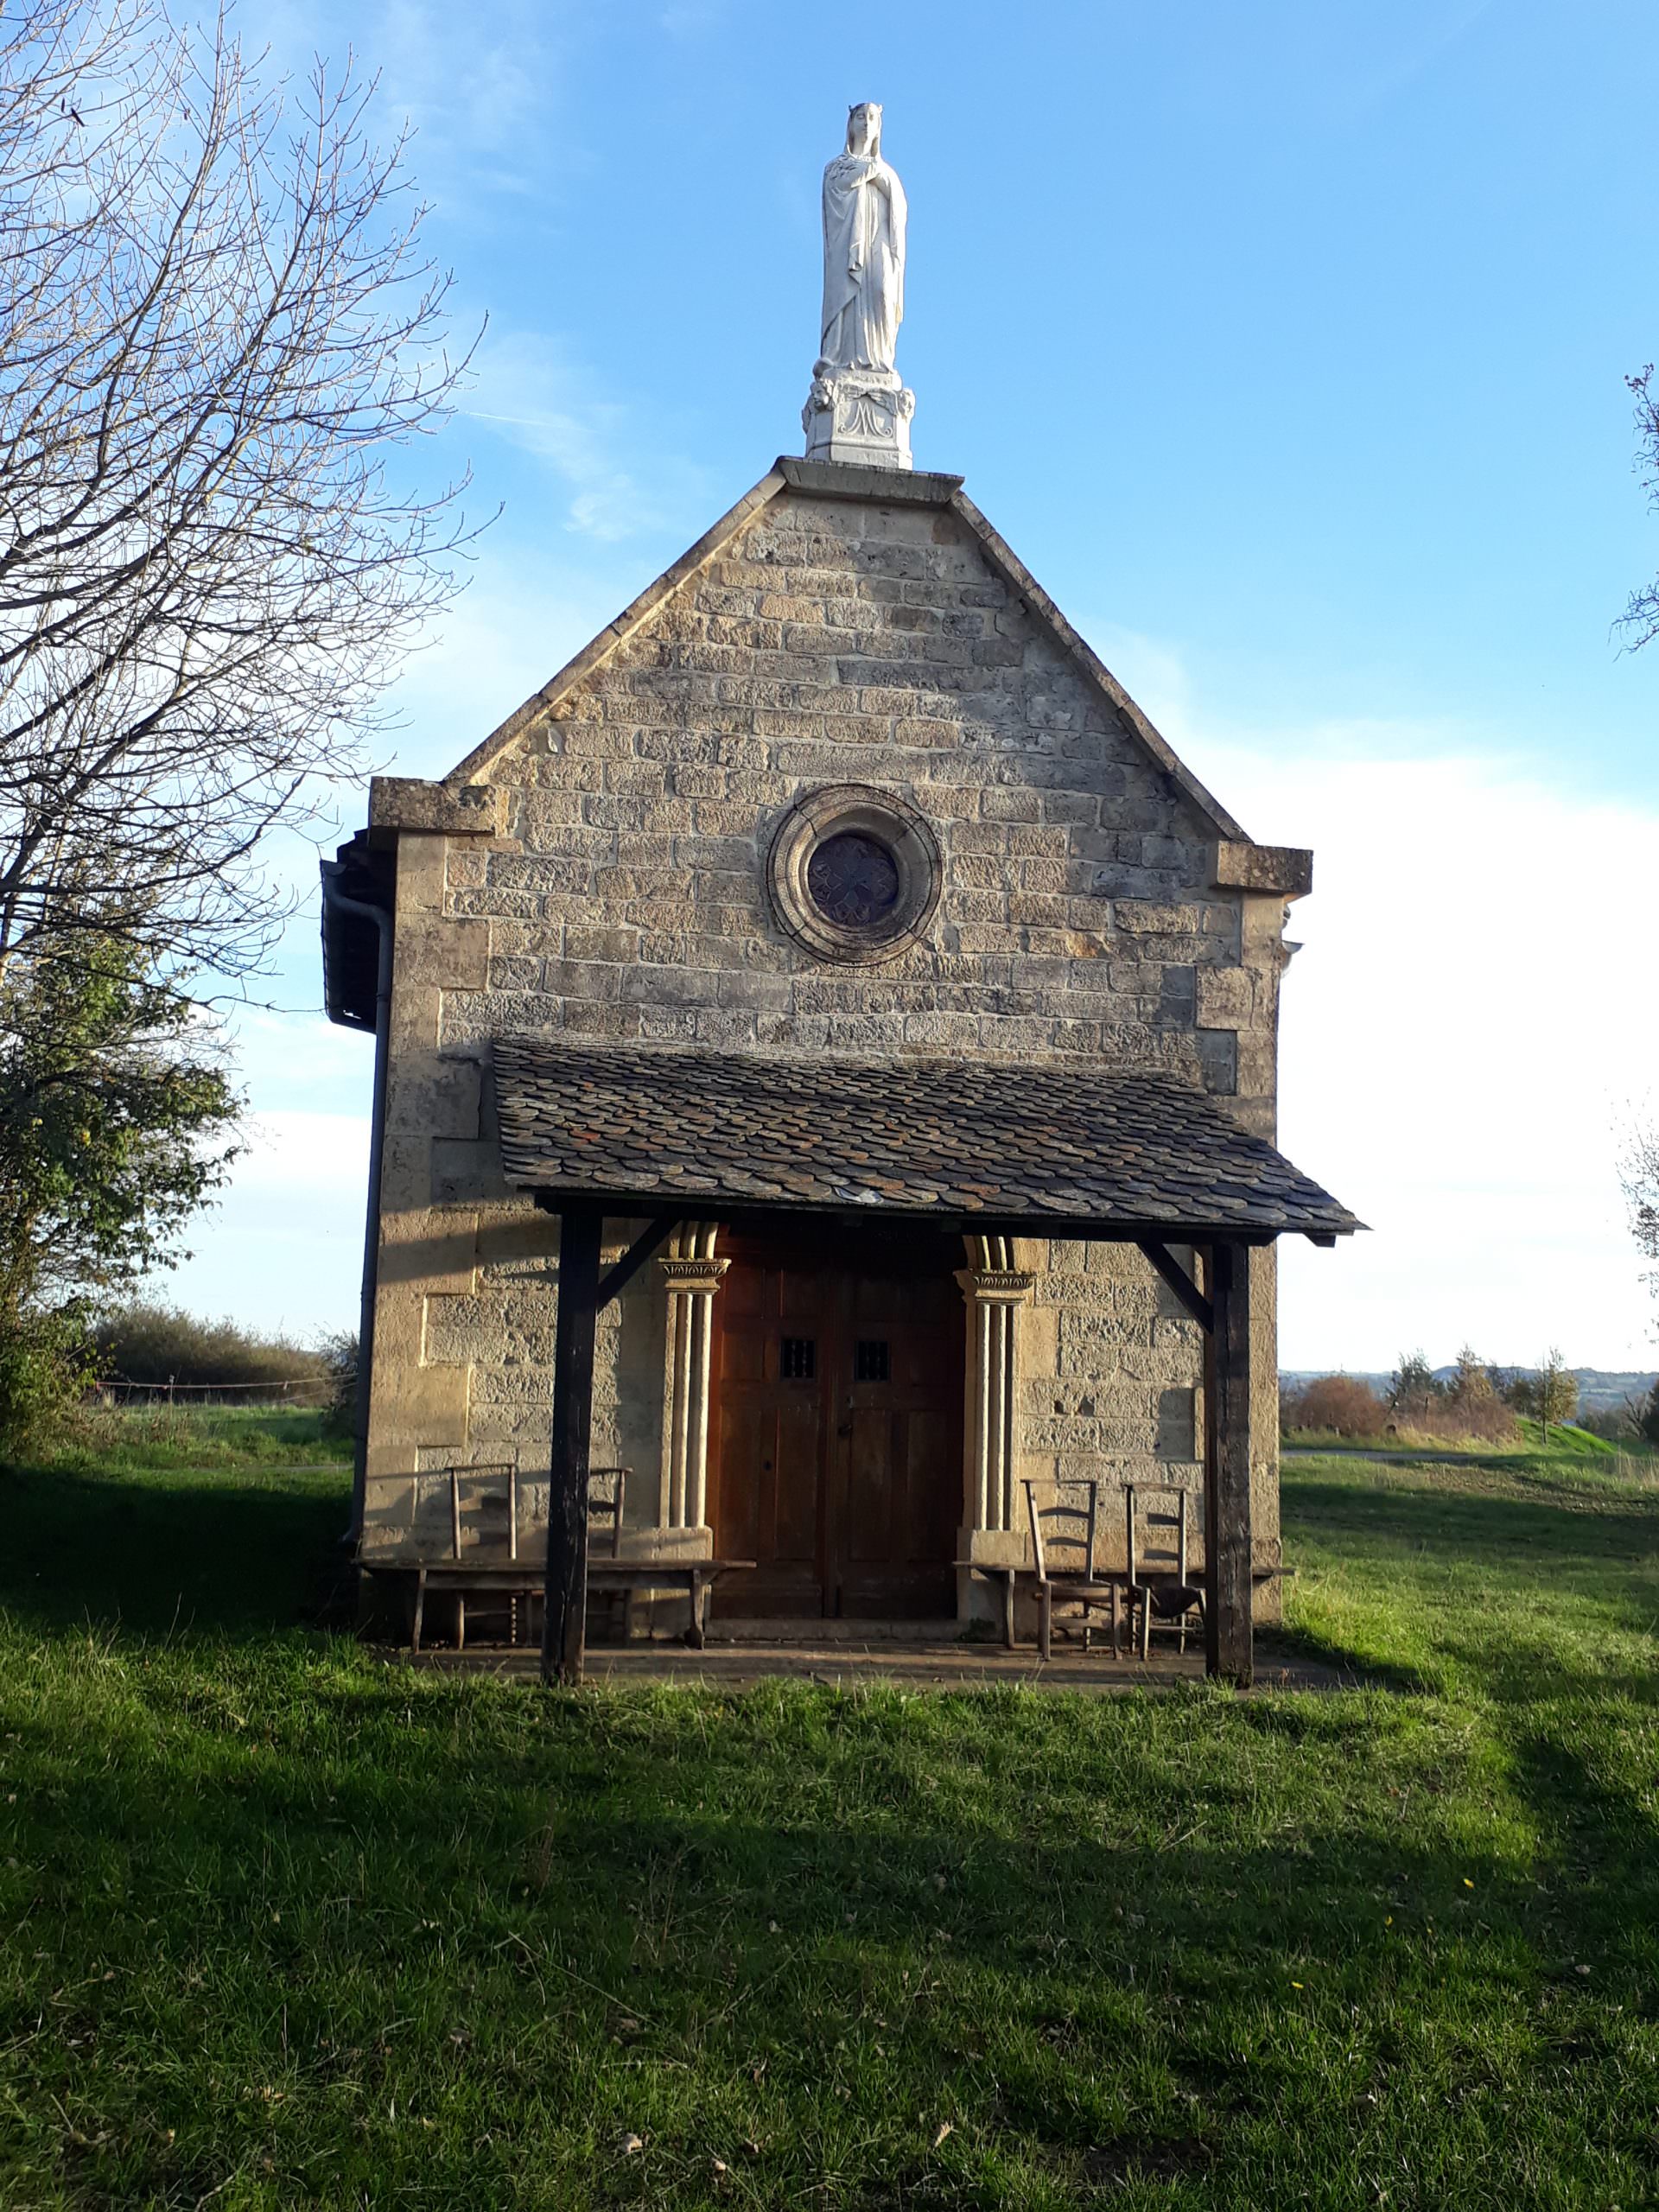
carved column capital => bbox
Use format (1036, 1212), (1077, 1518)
(955, 1268), (1034, 1306)
(658, 1257), (731, 1297)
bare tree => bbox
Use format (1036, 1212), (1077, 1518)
(1621, 365), (1659, 649)
(1618, 1114), (1659, 1312)
(0, 0), (479, 985)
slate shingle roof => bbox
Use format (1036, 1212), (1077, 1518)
(492, 1038), (1361, 1241)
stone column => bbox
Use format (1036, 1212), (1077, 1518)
(658, 1232), (728, 1558)
(955, 1257), (1034, 1572)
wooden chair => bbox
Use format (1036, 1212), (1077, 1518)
(587, 1466), (628, 1558)
(587, 1467), (632, 1642)
(419, 1462), (518, 1649)
(1123, 1484), (1205, 1659)
(398, 1463), (756, 1656)
(1023, 1479), (1122, 1661)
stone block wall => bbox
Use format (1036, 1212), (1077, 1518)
(435, 482), (1281, 1093)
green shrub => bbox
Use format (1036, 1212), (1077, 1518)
(92, 1302), (331, 1391)
(1281, 1374), (1389, 1437)
(0, 1309), (95, 1457)
(317, 1329), (359, 1443)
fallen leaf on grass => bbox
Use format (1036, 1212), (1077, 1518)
(619, 2132), (643, 2155)
(931, 2122), (954, 2149)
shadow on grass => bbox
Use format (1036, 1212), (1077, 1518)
(1252, 1622), (1426, 1696)
(13, 1659), (1659, 2205)
(1505, 1724), (1659, 2051)
(1286, 1475), (1659, 1566)
(0, 1459), (351, 1636)
(8, 1449), (1659, 2202)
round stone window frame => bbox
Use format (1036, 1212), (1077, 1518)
(767, 784), (943, 965)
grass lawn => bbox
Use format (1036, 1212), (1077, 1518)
(54, 1403), (353, 1475)
(2, 1422), (1658, 2208)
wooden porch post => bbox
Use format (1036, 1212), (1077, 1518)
(542, 1200), (602, 1687)
(1205, 1238), (1255, 1686)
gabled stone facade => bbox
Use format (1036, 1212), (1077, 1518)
(335, 457), (1312, 1621)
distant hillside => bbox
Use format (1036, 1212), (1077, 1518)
(1281, 1368), (1657, 1418)
(1567, 1370), (1659, 1416)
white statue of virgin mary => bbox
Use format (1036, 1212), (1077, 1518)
(817, 102), (906, 376)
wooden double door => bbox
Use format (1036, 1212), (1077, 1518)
(710, 1225), (964, 1618)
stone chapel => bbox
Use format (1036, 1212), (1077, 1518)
(321, 108), (1357, 1679)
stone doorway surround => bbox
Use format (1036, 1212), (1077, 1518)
(638, 1217), (1035, 1615)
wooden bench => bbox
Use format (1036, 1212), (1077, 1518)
(405, 1557), (754, 1655)
(368, 1463), (753, 1653)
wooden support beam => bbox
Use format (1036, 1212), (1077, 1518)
(1204, 1240), (1255, 1686)
(1137, 1239), (1214, 1334)
(542, 1201), (603, 1687)
(597, 1217), (677, 1310)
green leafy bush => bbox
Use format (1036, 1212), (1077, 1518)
(92, 1303), (330, 1391)
(0, 931), (238, 1451)
(317, 1329), (359, 1442)
(0, 1308), (95, 1456)
(1281, 1374), (1389, 1437)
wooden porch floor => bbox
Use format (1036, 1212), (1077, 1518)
(402, 1624), (1349, 1694)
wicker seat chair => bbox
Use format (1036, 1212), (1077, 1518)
(1123, 1484), (1205, 1659)
(1023, 1478), (1122, 1660)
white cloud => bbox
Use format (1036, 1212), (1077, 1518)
(461, 332), (713, 542)
(235, 1111), (372, 1198)
(365, 543), (637, 779)
(246, 0), (585, 214)
(1083, 623), (1659, 1369)
(1148, 719), (1659, 1372)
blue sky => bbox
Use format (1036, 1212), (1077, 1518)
(172, 0), (1659, 1370)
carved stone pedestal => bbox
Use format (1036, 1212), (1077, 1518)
(803, 366), (915, 470)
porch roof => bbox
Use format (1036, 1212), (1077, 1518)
(492, 1038), (1362, 1243)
